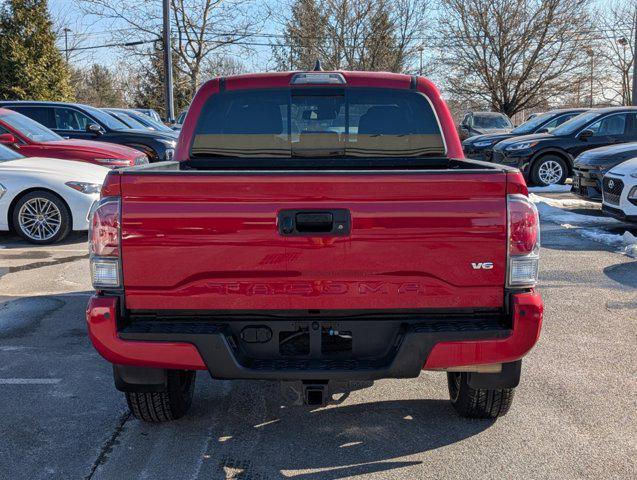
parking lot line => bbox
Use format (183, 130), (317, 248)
(0, 378), (61, 385)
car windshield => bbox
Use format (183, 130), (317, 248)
(0, 142), (24, 161)
(511, 112), (557, 134)
(106, 110), (147, 130)
(191, 87), (445, 160)
(473, 114), (511, 129)
(0, 111), (63, 142)
(82, 105), (128, 131)
(126, 110), (174, 133)
(552, 111), (600, 136)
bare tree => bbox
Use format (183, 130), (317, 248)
(595, 0), (636, 105)
(78, 0), (267, 95)
(439, 0), (594, 117)
(272, 0), (431, 73)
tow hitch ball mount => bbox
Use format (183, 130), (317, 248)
(281, 380), (374, 406)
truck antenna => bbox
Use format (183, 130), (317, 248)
(313, 59), (322, 71)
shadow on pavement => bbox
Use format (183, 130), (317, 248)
(603, 261), (637, 288)
(190, 380), (495, 479)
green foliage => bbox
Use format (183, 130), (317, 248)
(0, 0), (73, 101)
(73, 64), (126, 107)
(130, 43), (191, 119)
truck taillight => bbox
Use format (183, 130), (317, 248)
(507, 194), (540, 287)
(89, 197), (121, 289)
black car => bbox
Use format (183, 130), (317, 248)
(571, 142), (637, 201)
(463, 108), (587, 162)
(0, 101), (177, 162)
(108, 108), (178, 135)
(492, 107), (637, 186)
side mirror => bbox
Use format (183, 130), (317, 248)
(536, 128), (549, 134)
(578, 129), (593, 140)
(87, 123), (103, 135)
(0, 133), (17, 145)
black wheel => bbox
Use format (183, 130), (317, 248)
(530, 156), (568, 186)
(447, 372), (515, 418)
(125, 370), (196, 422)
(11, 190), (71, 244)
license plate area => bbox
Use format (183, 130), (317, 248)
(232, 320), (401, 360)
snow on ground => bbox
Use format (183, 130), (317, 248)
(531, 193), (637, 258)
(529, 184), (573, 194)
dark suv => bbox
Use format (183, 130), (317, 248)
(0, 101), (177, 162)
(463, 109), (587, 162)
(492, 107), (637, 186)
(571, 142), (637, 200)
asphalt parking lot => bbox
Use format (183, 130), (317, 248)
(1, 192), (635, 480)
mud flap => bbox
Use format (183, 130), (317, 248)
(466, 360), (522, 390)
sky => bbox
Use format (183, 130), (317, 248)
(49, 0), (282, 71)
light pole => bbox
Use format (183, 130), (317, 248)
(63, 28), (71, 63)
(633, 8), (637, 106)
(586, 48), (594, 108)
(162, 0), (175, 123)
(618, 37), (628, 105)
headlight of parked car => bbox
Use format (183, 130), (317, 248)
(474, 140), (495, 148)
(65, 181), (102, 194)
(506, 141), (538, 151)
(95, 158), (131, 167)
(630, 170), (637, 178)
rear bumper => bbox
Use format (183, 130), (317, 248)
(86, 292), (543, 379)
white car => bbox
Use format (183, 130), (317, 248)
(0, 144), (109, 244)
(602, 157), (637, 223)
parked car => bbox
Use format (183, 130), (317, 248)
(0, 108), (147, 168)
(172, 111), (187, 131)
(134, 108), (162, 123)
(492, 107), (637, 186)
(457, 111), (513, 141)
(601, 157), (637, 222)
(106, 108), (178, 136)
(86, 70), (543, 422)
(0, 101), (177, 162)
(463, 109), (587, 161)
(572, 142), (637, 201)
(0, 143), (108, 244)
(102, 109), (149, 130)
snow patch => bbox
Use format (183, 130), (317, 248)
(531, 194), (636, 256)
(529, 184), (573, 193)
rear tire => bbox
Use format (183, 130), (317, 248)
(530, 156), (568, 186)
(125, 370), (196, 422)
(447, 372), (515, 418)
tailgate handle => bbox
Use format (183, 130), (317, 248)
(278, 209), (350, 236)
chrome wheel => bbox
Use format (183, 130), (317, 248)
(538, 160), (563, 185)
(18, 197), (62, 241)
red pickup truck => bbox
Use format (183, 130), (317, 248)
(86, 71), (543, 422)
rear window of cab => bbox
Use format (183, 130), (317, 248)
(190, 88), (445, 159)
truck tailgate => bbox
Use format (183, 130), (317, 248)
(120, 172), (507, 311)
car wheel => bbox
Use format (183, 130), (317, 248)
(531, 156), (568, 186)
(125, 370), (196, 422)
(11, 190), (71, 245)
(447, 372), (515, 418)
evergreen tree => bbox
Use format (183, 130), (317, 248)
(130, 43), (191, 118)
(73, 65), (126, 107)
(0, 0), (73, 100)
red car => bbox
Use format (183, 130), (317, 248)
(86, 71), (543, 422)
(0, 108), (147, 168)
